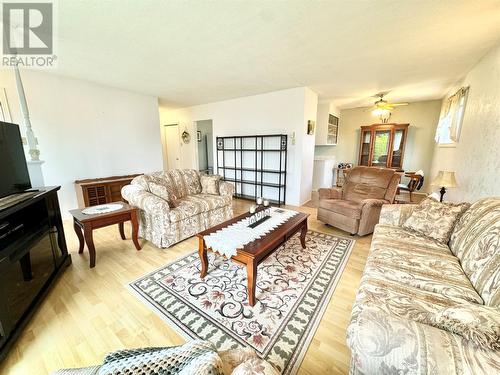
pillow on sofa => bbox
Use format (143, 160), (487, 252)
(402, 197), (469, 243)
(432, 304), (500, 350)
(201, 175), (221, 195)
(148, 182), (178, 208)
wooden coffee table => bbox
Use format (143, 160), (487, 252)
(69, 202), (141, 268)
(197, 210), (309, 306)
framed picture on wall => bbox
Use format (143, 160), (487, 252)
(307, 120), (315, 135)
(197, 131), (202, 142)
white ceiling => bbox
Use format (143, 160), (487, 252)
(47, 0), (500, 108)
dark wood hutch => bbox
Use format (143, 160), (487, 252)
(358, 123), (409, 169)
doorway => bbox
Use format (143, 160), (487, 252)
(164, 124), (181, 170)
(196, 120), (213, 174)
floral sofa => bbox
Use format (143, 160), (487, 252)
(121, 170), (234, 248)
(347, 197), (500, 374)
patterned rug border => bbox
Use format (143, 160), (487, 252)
(127, 230), (355, 374)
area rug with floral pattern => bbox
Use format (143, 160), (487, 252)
(128, 230), (354, 374)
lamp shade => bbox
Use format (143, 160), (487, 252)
(432, 171), (457, 188)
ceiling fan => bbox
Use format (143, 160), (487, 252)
(370, 92), (408, 111)
(369, 92), (408, 123)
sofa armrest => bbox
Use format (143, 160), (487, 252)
(318, 187), (342, 200)
(357, 199), (389, 236)
(347, 308), (500, 375)
(379, 204), (418, 226)
(121, 184), (171, 217)
(360, 198), (388, 210)
(219, 181), (235, 197)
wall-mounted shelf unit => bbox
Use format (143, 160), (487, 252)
(216, 134), (287, 206)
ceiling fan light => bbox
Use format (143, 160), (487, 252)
(372, 108), (391, 123)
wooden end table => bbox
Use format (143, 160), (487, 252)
(69, 202), (141, 268)
(197, 210), (309, 306)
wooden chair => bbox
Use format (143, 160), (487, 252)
(397, 171), (424, 203)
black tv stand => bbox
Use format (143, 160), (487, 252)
(0, 186), (71, 361)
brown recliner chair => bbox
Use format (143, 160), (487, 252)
(318, 166), (400, 236)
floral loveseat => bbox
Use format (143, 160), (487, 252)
(121, 170), (234, 248)
(347, 197), (500, 374)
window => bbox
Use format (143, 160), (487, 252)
(435, 87), (469, 145)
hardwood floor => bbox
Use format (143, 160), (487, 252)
(0, 199), (370, 375)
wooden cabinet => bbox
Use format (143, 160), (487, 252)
(74, 174), (142, 208)
(358, 123), (409, 169)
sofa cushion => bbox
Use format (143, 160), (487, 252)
(169, 194), (231, 223)
(369, 225), (483, 305)
(449, 198), (500, 307)
(343, 167), (396, 203)
(200, 175), (221, 195)
(432, 304), (500, 350)
(402, 197), (470, 243)
(366, 252), (482, 305)
(373, 224), (451, 254)
(353, 276), (460, 327)
(318, 199), (361, 219)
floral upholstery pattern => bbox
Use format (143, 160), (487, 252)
(219, 348), (259, 375)
(231, 358), (280, 375)
(148, 181), (177, 208)
(378, 203), (417, 226)
(347, 202), (500, 375)
(122, 170), (233, 248)
(432, 304), (500, 350)
(347, 308), (500, 375)
(201, 175), (222, 195)
(449, 197), (500, 306)
(402, 197), (470, 243)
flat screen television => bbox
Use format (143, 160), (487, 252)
(0, 121), (32, 198)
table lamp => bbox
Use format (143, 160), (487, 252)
(432, 171), (457, 202)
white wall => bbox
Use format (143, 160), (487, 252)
(159, 87), (318, 206)
(301, 88), (319, 203)
(315, 100), (442, 191)
(429, 43), (500, 202)
(0, 70), (163, 216)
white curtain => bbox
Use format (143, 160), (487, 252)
(435, 87), (469, 143)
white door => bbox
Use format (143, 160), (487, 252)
(164, 124), (181, 170)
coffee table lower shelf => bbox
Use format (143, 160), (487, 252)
(197, 211), (308, 306)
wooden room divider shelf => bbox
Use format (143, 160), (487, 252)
(216, 134), (287, 206)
